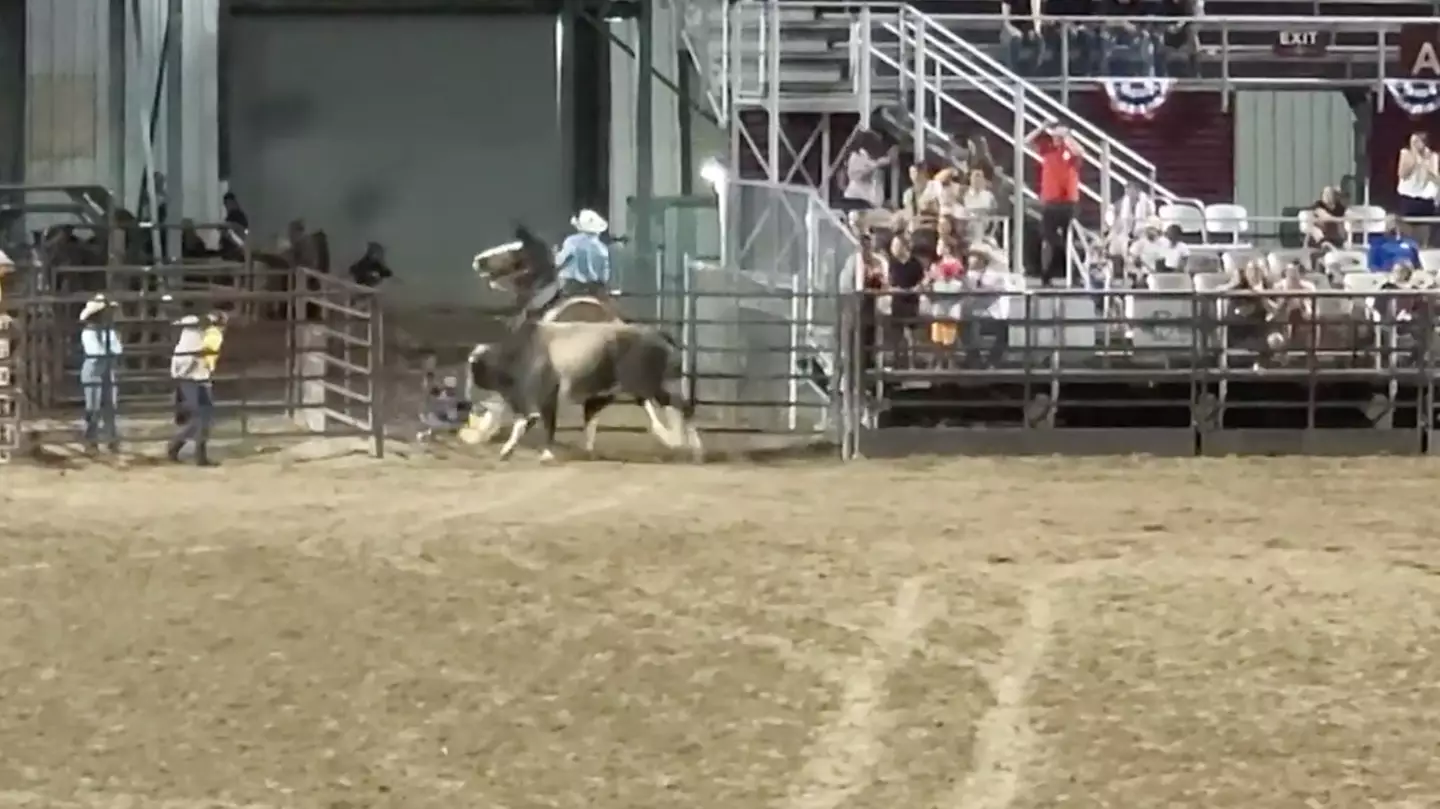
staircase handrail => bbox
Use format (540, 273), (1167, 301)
(897, 8), (1180, 201)
(875, 27), (1118, 212)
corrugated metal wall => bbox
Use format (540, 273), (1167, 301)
(1233, 90), (1356, 223)
(23, 0), (119, 192)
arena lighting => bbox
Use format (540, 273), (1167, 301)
(699, 159), (728, 192)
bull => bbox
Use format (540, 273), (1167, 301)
(465, 320), (703, 462)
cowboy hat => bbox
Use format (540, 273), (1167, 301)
(571, 209), (609, 235)
(1144, 215), (1164, 230)
(173, 314), (201, 326)
(0, 250), (12, 273)
(78, 294), (117, 322)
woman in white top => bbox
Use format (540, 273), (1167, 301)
(1396, 131), (1439, 223)
(961, 167), (997, 241)
(1103, 182), (1155, 262)
(840, 130), (893, 210)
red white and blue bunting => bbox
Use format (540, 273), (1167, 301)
(1383, 80), (1440, 117)
(1101, 77), (1176, 121)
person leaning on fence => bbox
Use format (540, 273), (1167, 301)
(167, 310), (228, 466)
(78, 294), (123, 453)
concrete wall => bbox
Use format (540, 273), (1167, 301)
(226, 12), (566, 309)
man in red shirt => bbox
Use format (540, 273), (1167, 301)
(1029, 123), (1083, 285)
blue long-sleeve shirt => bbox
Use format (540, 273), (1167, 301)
(555, 232), (610, 285)
(1367, 233), (1421, 272)
(80, 326), (124, 359)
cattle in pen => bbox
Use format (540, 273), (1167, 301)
(462, 320), (703, 462)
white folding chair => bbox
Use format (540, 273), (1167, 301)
(1345, 205), (1388, 246)
(1158, 203), (1205, 240)
(1204, 203), (1251, 247)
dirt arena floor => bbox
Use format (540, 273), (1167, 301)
(2, 449), (1439, 809)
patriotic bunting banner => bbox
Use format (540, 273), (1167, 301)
(1101, 77), (1176, 121)
(1384, 80), (1440, 116)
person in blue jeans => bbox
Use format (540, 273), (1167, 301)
(78, 294), (123, 453)
(167, 311), (227, 466)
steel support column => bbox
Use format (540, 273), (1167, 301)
(634, 0), (654, 280)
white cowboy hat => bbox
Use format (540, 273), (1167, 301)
(1144, 215), (1164, 230)
(173, 314), (201, 326)
(571, 209), (609, 234)
(79, 294), (117, 322)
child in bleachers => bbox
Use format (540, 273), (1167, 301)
(928, 237), (966, 351)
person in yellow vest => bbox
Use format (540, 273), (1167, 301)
(167, 309), (227, 466)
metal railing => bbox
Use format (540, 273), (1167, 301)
(927, 12), (1440, 90)
(0, 276), (386, 460)
(838, 285), (1440, 457)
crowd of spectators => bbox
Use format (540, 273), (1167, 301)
(840, 129), (1017, 369)
(1002, 0), (1201, 78)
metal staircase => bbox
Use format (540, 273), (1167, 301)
(676, 1), (1206, 280)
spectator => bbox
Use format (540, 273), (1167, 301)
(1158, 224), (1191, 273)
(1128, 216), (1168, 279)
(1268, 260), (1317, 359)
(167, 309), (227, 466)
(1028, 122), (1082, 285)
(902, 163), (942, 260)
(180, 219), (215, 260)
(1099, 0), (1157, 76)
(349, 241), (394, 287)
(1368, 214), (1422, 273)
(1103, 181), (1154, 265)
(1306, 185), (1347, 250)
(1042, 0), (1099, 76)
(222, 191), (250, 230)
(1221, 259), (1272, 366)
(962, 167), (998, 241)
(1002, 0), (1043, 73)
(840, 130), (894, 211)
(78, 294), (123, 453)
(1396, 132), (1439, 245)
(887, 234), (927, 367)
(851, 233), (886, 373)
(0, 250), (12, 304)
(1156, 0), (1199, 77)
(960, 243), (1012, 368)
(966, 135), (996, 180)
(927, 237), (966, 354)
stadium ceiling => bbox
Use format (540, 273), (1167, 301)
(228, 0), (642, 15)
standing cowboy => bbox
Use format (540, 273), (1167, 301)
(78, 294), (123, 452)
(167, 310), (227, 466)
(555, 209), (612, 298)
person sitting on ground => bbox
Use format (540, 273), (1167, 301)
(349, 241), (393, 287)
(417, 375), (472, 441)
(1368, 213), (1422, 273)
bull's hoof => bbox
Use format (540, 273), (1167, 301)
(538, 449), (558, 463)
